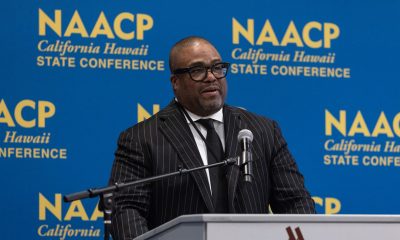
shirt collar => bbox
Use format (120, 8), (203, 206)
(185, 108), (223, 124)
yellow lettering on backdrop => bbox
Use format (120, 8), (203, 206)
(256, 19), (279, 46)
(280, 21), (304, 47)
(232, 18), (340, 48)
(372, 112), (394, 137)
(15, 100), (36, 128)
(324, 23), (340, 48)
(38, 9), (154, 40)
(39, 193), (62, 221)
(136, 14), (153, 40)
(114, 13), (134, 40)
(325, 109), (346, 136)
(38, 9), (62, 36)
(302, 21), (322, 48)
(137, 103), (160, 123)
(394, 113), (400, 136)
(348, 111), (370, 137)
(64, 201), (89, 221)
(64, 10), (89, 37)
(0, 99), (16, 127)
(312, 196), (341, 214)
(38, 101), (56, 128)
(90, 203), (104, 221)
(232, 18), (254, 45)
(90, 12), (115, 38)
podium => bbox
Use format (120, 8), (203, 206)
(134, 214), (400, 240)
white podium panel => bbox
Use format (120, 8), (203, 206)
(134, 214), (400, 240)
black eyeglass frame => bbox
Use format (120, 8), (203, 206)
(172, 62), (231, 82)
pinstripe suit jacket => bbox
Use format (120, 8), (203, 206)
(109, 101), (315, 240)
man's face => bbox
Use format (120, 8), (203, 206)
(171, 41), (227, 116)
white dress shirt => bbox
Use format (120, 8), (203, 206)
(183, 108), (225, 193)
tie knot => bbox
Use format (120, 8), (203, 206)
(196, 118), (215, 131)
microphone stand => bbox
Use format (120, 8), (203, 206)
(63, 156), (239, 240)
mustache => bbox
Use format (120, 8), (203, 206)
(200, 85), (221, 93)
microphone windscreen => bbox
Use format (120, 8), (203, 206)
(238, 129), (254, 142)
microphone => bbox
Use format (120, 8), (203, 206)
(238, 129), (254, 183)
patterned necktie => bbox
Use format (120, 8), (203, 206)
(196, 118), (228, 213)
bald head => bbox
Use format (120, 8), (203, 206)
(168, 36), (227, 116)
(169, 36), (215, 73)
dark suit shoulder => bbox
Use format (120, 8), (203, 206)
(224, 104), (277, 131)
(223, 104), (285, 159)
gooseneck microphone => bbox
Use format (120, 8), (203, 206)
(238, 129), (254, 183)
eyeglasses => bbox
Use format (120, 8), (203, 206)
(173, 62), (230, 82)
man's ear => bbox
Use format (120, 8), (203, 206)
(170, 74), (178, 91)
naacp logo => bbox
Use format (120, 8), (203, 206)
(286, 226), (304, 240)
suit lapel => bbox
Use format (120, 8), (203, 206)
(224, 106), (265, 213)
(158, 102), (214, 212)
(223, 105), (244, 213)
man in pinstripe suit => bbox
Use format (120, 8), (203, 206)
(109, 36), (315, 240)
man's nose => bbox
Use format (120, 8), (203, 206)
(204, 68), (216, 82)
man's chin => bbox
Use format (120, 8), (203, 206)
(200, 100), (223, 115)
